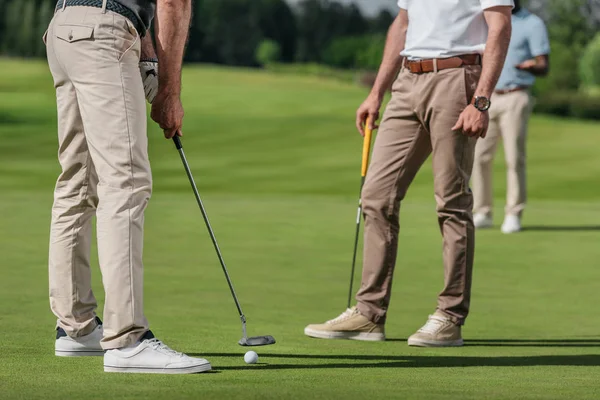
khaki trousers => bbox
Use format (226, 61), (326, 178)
(356, 65), (481, 326)
(472, 90), (534, 217)
(46, 6), (150, 349)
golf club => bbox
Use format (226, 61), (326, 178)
(173, 136), (276, 347)
(347, 118), (375, 309)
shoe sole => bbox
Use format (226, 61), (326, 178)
(104, 363), (212, 374)
(304, 328), (385, 342)
(407, 338), (464, 347)
(55, 350), (105, 357)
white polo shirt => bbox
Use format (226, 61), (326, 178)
(398, 0), (514, 60)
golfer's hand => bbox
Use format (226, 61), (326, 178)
(356, 95), (382, 136)
(139, 60), (159, 103)
(452, 105), (489, 138)
(516, 59), (537, 71)
(151, 90), (184, 139)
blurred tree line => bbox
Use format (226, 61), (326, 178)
(0, 0), (392, 68)
(0, 0), (599, 117)
(526, 0), (600, 119)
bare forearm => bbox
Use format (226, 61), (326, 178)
(526, 65), (548, 77)
(370, 10), (408, 99)
(140, 33), (157, 60)
(475, 8), (512, 98)
(527, 66), (548, 76)
(154, 0), (192, 94)
(522, 55), (550, 77)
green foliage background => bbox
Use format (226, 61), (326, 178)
(1, 0), (598, 118)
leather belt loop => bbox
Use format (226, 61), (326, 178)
(433, 59), (438, 73)
(101, 0), (108, 13)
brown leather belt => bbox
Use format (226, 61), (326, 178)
(494, 86), (530, 95)
(405, 54), (481, 74)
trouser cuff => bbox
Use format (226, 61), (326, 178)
(357, 302), (386, 325)
(101, 327), (148, 350)
(436, 308), (465, 326)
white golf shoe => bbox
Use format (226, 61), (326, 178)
(501, 215), (522, 234)
(104, 331), (211, 374)
(473, 213), (493, 229)
(55, 317), (104, 357)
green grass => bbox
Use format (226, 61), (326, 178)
(1, 59), (600, 399)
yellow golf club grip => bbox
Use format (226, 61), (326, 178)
(361, 118), (374, 177)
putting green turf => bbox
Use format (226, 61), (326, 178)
(1, 59), (600, 399)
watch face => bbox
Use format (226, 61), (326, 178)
(474, 96), (491, 111)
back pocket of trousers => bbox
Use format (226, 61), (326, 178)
(55, 24), (94, 43)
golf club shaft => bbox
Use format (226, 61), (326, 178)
(347, 120), (374, 309)
(173, 136), (245, 321)
(347, 177), (365, 309)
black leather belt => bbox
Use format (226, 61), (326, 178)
(55, 0), (145, 36)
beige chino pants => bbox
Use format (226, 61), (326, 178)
(46, 6), (150, 349)
(356, 64), (481, 326)
(472, 90), (534, 217)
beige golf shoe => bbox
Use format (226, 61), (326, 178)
(304, 307), (385, 341)
(407, 311), (463, 347)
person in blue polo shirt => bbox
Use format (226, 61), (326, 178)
(472, 0), (550, 234)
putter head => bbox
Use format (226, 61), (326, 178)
(238, 335), (276, 346)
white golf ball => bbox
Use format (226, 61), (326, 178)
(244, 351), (258, 364)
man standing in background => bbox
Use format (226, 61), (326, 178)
(472, 0), (550, 234)
(305, 0), (513, 347)
(46, 0), (211, 373)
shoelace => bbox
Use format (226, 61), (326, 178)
(146, 339), (184, 357)
(326, 308), (355, 325)
(417, 315), (447, 334)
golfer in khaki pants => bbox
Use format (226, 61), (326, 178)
(472, 0), (550, 234)
(47, 0), (210, 373)
(305, 0), (513, 347)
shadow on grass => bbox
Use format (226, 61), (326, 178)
(384, 339), (600, 347)
(0, 111), (49, 126)
(522, 226), (600, 232)
(0, 112), (23, 125)
(190, 353), (600, 370)
(464, 339), (600, 347)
